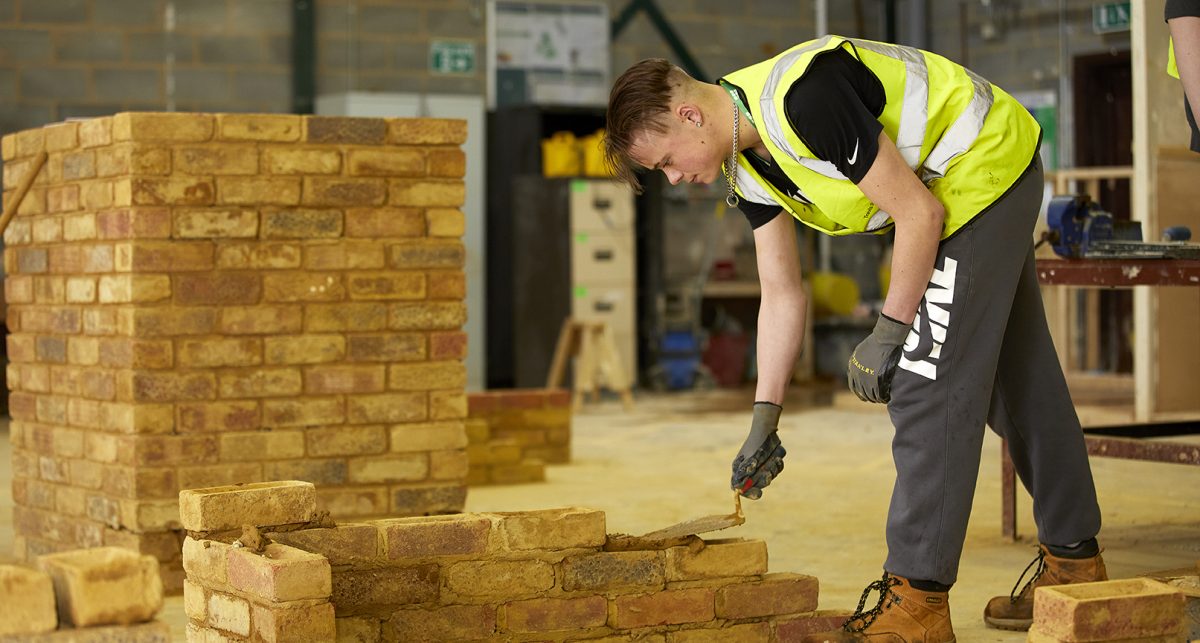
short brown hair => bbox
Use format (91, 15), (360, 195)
(604, 59), (689, 193)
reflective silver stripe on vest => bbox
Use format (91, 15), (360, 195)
(761, 35), (835, 169)
(921, 68), (993, 180)
(848, 39), (928, 169)
(867, 209), (892, 231)
(734, 163), (784, 206)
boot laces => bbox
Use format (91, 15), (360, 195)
(1009, 548), (1047, 604)
(843, 572), (902, 633)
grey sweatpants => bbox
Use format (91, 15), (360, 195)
(883, 156), (1102, 585)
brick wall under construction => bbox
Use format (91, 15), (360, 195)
(179, 480), (850, 642)
(1, 112), (470, 591)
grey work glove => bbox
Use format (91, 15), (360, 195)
(847, 314), (910, 404)
(730, 402), (786, 500)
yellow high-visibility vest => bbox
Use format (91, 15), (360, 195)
(1169, 37), (1179, 79)
(721, 36), (1041, 239)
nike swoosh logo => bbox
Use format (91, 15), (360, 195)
(847, 140), (859, 165)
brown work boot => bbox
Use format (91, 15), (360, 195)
(983, 544), (1107, 631)
(801, 572), (955, 642)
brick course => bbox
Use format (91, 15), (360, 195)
(3, 113), (469, 591)
(181, 481), (834, 642)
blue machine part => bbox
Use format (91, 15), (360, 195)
(658, 330), (702, 390)
(1045, 195), (1130, 258)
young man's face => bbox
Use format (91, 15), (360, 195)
(628, 116), (726, 187)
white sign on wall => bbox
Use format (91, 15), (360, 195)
(486, 1), (611, 109)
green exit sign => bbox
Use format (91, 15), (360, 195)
(430, 40), (475, 75)
(1092, 2), (1131, 34)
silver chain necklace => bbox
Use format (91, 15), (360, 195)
(726, 99), (740, 208)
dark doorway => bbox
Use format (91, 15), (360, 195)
(1073, 50), (1133, 373)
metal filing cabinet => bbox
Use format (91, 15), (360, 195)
(569, 180), (637, 379)
(510, 177), (637, 388)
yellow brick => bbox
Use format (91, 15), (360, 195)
(114, 240), (214, 272)
(262, 397), (344, 427)
(387, 118), (467, 145)
(302, 303), (387, 333)
(46, 184), (81, 214)
(78, 117), (113, 148)
(346, 272), (425, 301)
(344, 207), (424, 238)
(130, 177), (215, 206)
(426, 209), (465, 237)
(174, 208), (259, 238)
(347, 453), (427, 483)
(430, 449), (469, 480)
(218, 177), (301, 205)
(32, 218), (62, 243)
(177, 338), (262, 368)
(216, 242), (302, 270)
(220, 306), (303, 335)
(304, 364), (386, 394)
(263, 334), (345, 365)
(427, 148), (466, 178)
(6, 276), (33, 303)
(43, 122), (79, 151)
(347, 393), (426, 423)
(174, 145), (258, 175)
(217, 114), (302, 142)
(263, 147), (341, 174)
(98, 275), (172, 303)
(96, 144), (171, 177)
(302, 177), (386, 207)
(67, 337), (100, 365)
(63, 214), (97, 241)
(388, 180), (465, 207)
(347, 149), (424, 176)
(262, 272), (344, 302)
(177, 401), (261, 433)
(219, 431), (305, 462)
(80, 181), (114, 210)
(5, 219), (32, 245)
(305, 425), (384, 456)
(113, 112), (214, 142)
(390, 422), (468, 453)
(388, 361), (466, 391)
(1, 132), (15, 160)
(33, 275), (65, 303)
(261, 208), (342, 238)
(303, 240), (385, 270)
(15, 128), (45, 156)
(219, 368), (303, 398)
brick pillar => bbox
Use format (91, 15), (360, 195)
(1, 113), (470, 590)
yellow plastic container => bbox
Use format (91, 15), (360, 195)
(581, 129), (615, 177)
(808, 271), (860, 317)
(542, 131), (581, 177)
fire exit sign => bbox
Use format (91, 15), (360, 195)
(430, 41), (476, 75)
(1093, 2), (1131, 34)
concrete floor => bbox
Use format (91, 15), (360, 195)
(2, 389), (1198, 641)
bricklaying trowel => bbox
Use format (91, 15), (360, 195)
(635, 491), (746, 541)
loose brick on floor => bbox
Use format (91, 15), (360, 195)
(0, 564), (58, 636)
(37, 547), (163, 627)
(1032, 578), (1186, 641)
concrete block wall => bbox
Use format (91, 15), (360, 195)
(1, 112), (470, 591)
(180, 480), (844, 642)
